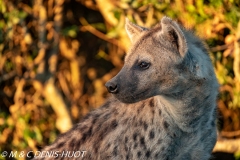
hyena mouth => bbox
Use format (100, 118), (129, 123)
(117, 89), (150, 103)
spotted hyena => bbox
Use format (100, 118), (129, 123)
(35, 17), (219, 160)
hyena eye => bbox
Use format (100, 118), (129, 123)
(138, 61), (150, 69)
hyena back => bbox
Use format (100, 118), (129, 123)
(37, 17), (219, 160)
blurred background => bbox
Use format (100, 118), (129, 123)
(0, 0), (240, 159)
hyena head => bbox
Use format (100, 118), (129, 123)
(105, 16), (210, 103)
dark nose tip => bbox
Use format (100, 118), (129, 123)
(105, 82), (118, 94)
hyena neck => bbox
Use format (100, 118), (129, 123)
(156, 86), (216, 133)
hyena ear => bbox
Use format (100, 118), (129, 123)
(125, 18), (147, 42)
(160, 16), (188, 58)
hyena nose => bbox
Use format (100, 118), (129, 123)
(105, 81), (118, 94)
